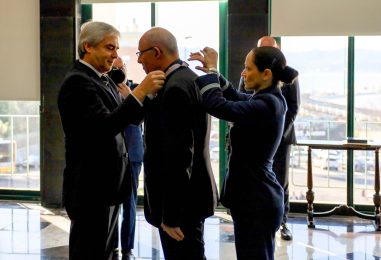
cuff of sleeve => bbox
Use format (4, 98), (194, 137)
(130, 93), (144, 107)
(195, 74), (220, 95)
(195, 74), (219, 88)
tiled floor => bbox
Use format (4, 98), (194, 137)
(0, 201), (380, 259)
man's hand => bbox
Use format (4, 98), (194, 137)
(117, 82), (131, 98)
(161, 223), (185, 241)
(133, 70), (165, 101)
(188, 47), (218, 73)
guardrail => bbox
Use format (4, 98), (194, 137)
(0, 114), (40, 175)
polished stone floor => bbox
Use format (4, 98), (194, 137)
(0, 201), (380, 260)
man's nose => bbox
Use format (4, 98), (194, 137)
(111, 49), (118, 58)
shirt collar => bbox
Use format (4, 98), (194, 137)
(163, 59), (189, 77)
(79, 59), (105, 78)
(163, 59), (182, 73)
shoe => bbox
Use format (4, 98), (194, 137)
(121, 250), (134, 260)
(280, 223), (293, 241)
(112, 248), (120, 260)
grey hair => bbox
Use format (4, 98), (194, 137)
(78, 21), (120, 58)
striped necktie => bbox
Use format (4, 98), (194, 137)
(100, 75), (121, 104)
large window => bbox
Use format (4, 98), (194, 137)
(353, 36), (381, 205)
(0, 101), (40, 191)
(282, 36), (381, 207)
(282, 37), (348, 204)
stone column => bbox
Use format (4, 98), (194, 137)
(40, 0), (80, 207)
(228, 0), (269, 86)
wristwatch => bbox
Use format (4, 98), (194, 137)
(207, 67), (219, 75)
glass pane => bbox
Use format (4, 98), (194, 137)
(156, 1), (221, 190)
(93, 3), (151, 83)
(353, 36), (381, 205)
(93, 3), (151, 196)
(156, 1), (220, 73)
(282, 36), (348, 204)
(210, 117), (219, 191)
(0, 101), (40, 190)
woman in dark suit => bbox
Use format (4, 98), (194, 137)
(189, 46), (298, 260)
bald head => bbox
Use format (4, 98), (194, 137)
(113, 56), (123, 68)
(140, 27), (179, 57)
(257, 36), (279, 48)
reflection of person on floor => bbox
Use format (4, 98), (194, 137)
(109, 57), (144, 260)
(257, 36), (300, 241)
(190, 46), (298, 260)
(138, 27), (218, 260)
(57, 21), (164, 259)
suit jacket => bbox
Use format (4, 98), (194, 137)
(196, 74), (285, 217)
(124, 125), (143, 162)
(280, 78), (300, 145)
(57, 60), (144, 217)
(124, 81), (144, 163)
(143, 62), (218, 228)
(238, 76), (300, 145)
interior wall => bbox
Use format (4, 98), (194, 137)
(0, 0), (40, 101)
(228, 0), (269, 87)
(40, 0), (80, 207)
(271, 0), (381, 36)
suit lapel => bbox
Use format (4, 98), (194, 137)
(74, 61), (120, 108)
(94, 76), (120, 108)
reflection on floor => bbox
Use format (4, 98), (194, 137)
(0, 201), (380, 259)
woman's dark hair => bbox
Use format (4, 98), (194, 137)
(252, 46), (298, 85)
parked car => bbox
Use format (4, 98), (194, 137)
(289, 150), (308, 168)
(16, 154), (40, 170)
(321, 156), (340, 171)
(317, 150), (343, 171)
(210, 147), (219, 162)
(354, 157), (375, 172)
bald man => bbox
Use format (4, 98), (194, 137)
(138, 27), (218, 259)
(257, 36), (300, 241)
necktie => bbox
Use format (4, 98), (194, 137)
(100, 75), (121, 104)
(100, 75), (109, 86)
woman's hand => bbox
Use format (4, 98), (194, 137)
(188, 47), (218, 73)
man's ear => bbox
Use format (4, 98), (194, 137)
(84, 42), (92, 54)
(153, 46), (162, 58)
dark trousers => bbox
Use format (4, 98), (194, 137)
(230, 208), (281, 260)
(120, 161), (142, 253)
(273, 142), (291, 224)
(158, 217), (206, 260)
(68, 204), (120, 260)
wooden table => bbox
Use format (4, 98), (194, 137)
(296, 140), (381, 230)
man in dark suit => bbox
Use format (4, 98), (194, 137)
(57, 21), (165, 259)
(258, 36), (300, 241)
(137, 27), (218, 259)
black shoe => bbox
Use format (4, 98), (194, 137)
(280, 223), (293, 241)
(112, 248), (120, 260)
(121, 250), (134, 260)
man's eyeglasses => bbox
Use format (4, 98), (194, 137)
(136, 47), (155, 57)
